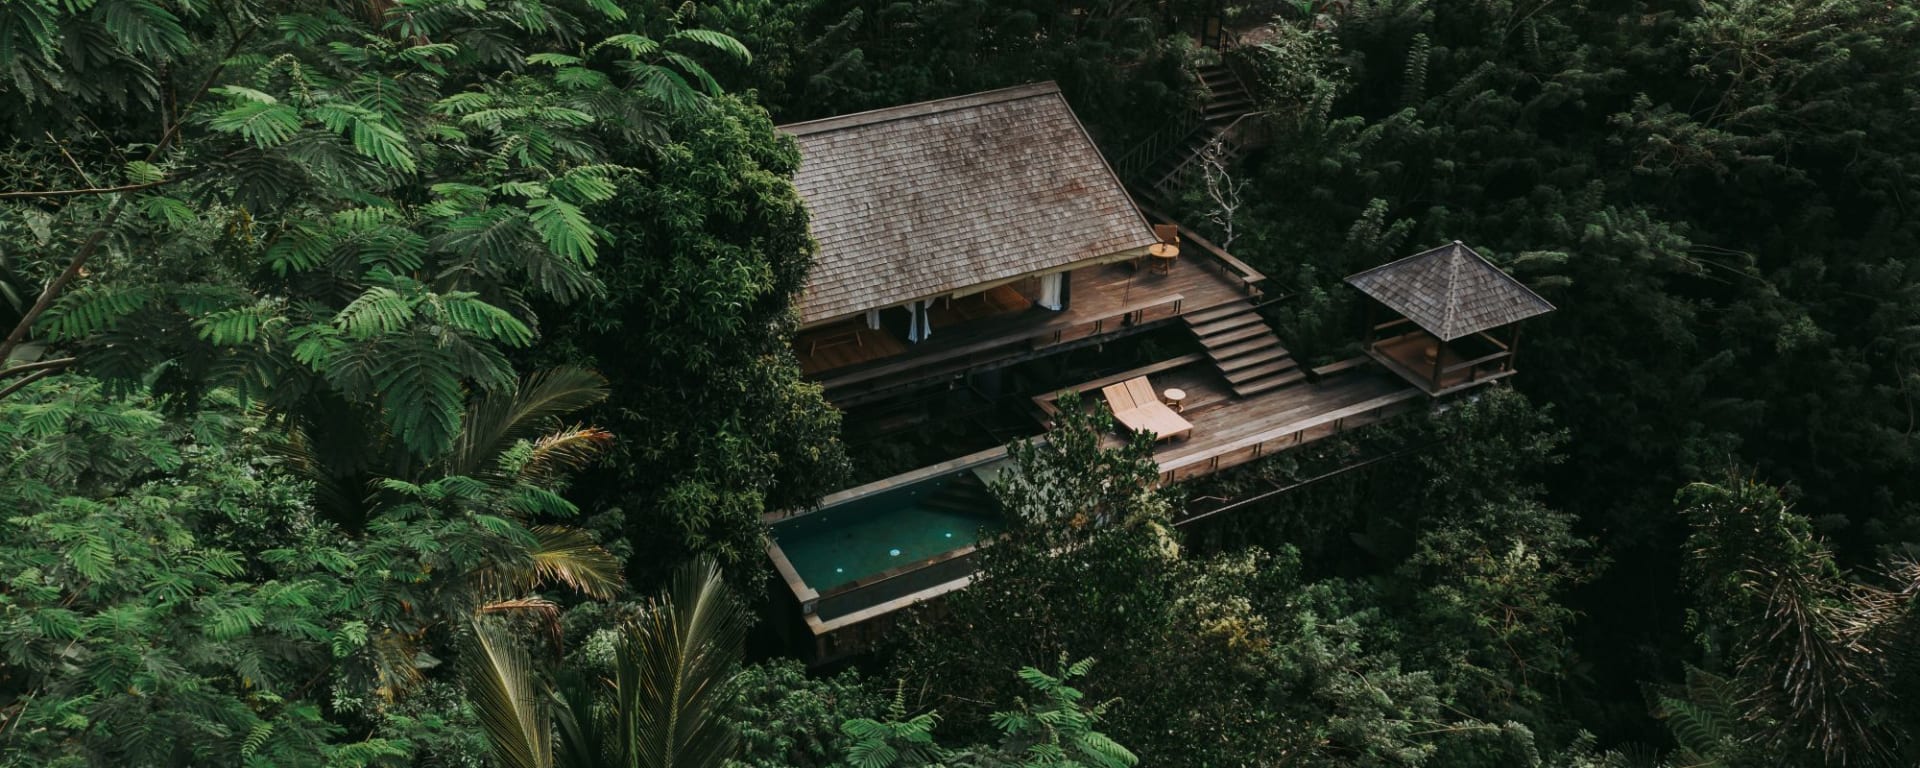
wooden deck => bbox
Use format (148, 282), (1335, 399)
(799, 252), (1259, 405)
(1036, 356), (1425, 485)
(1150, 363), (1421, 484)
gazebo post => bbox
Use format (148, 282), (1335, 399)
(1508, 324), (1523, 371)
(1363, 301), (1376, 350)
(1429, 337), (1444, 392)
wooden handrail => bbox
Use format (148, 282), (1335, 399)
(1112, 108), (1201, 182)
(1032, 292), (1185, 345)
(1135, 204), (1267, 290)
(1157, 389), (1424, 475)
(1374, 317), (1413, 331)
(1441, 350), (1511, 374)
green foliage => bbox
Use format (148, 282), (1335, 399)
(536, 92), (847, 584)
(696, 0), (1209, 150)
(1648, 666), (1760, 768)
(897, 404), (1550, 766)
(842, 658), (1136, 768)
(1678, 477), (1920, 766)
(3, 0), (752, 469)
(993, 392), (1169, 531)
(463, 557), (750, 768)
(724, 660), (885, 768)
(0, 377), (403, 765)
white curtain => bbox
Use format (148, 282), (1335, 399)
(1038, 273), (1064, 311)
(908, 300), (934, 343)
(865, 309), (881, 330)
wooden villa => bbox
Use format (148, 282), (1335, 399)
(766, 84), (1558, 664)
(782, 82), (1272, 406)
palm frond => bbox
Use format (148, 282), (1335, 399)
(442, 366), (609, 480)
(669, 29), (751, 66)
(553, 669), (610, 768)
(528, 525), (623, 600)
(371, 629), (426, 702)
(478, 597), (564, 650)
(465, 620), (556, 768)
(518, 426), (614, 484)
(613, 557), (747, 768)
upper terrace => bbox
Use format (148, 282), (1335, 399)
(777, 82), (1265, 406)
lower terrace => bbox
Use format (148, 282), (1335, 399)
(770, 349), (1436, 664)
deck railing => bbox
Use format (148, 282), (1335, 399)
(1152, 112), (1270, 194)
(1156, 389), (1425, 485)
(1029, 292), (1184, 350)
(1111, 109), (1201, 183)
(1136, 204), (1268, 296)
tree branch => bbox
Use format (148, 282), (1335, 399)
(0, 179), (174, 200)
(0, 368), (59, 401)
(0, 356), (76, 380)
(0, 24), (254, 364)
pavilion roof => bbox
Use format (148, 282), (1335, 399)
(780, 82), (1156, 325)
(1345, 241), (1555, 341)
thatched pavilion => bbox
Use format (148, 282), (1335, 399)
(1346, 241), (1555, 395)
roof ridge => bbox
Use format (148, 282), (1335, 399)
(778, 82), (1063, 137)
(1440, 242), (1464, 340)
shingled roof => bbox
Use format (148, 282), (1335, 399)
(1345, 242), (1555, 341)
(781, 82), (1157, 325)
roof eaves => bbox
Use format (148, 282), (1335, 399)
(778, 81), (1065, 137)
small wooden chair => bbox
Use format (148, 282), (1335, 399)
(1153, 223), (1180, 247)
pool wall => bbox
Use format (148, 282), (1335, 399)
(766, 443), (1013, 665)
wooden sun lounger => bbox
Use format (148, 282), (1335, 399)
(1100, 375), (1192, 442)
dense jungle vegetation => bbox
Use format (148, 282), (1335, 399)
(2, 0), (1918, 766)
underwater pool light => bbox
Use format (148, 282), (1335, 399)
(889, 548), (901, 557)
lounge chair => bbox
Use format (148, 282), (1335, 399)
(1099, 375), (1193, 442)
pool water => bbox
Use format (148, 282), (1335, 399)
(773, 475), (1004, 592)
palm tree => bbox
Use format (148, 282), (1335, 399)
(281, 365), (616, 528)
(291, 366), (625, 700)
(465, 556), (749, 768)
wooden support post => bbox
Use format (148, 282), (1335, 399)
(1508, 325), (1523, 371)
(1430, 337), (1444, 392)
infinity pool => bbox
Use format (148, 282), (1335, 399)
(772, 474), (1003, 593)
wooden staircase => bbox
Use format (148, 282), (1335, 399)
(1184, 301), (1302, 398)
(1142, 63), (1257, 201)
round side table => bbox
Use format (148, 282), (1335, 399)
(1162, 387), (1188, 413)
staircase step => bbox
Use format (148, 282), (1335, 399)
(1216, 347), (1288, 373)
(1225, 358), (1299, 385)
(1200, 324), (1271, 346)
(1184, 303), (1251, 324)
(1234, 369), (1309, 397)
(1209, 337), (1281, 360)
(1188, 312), (1261, 336)
(1205, 106), (1252, 121)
